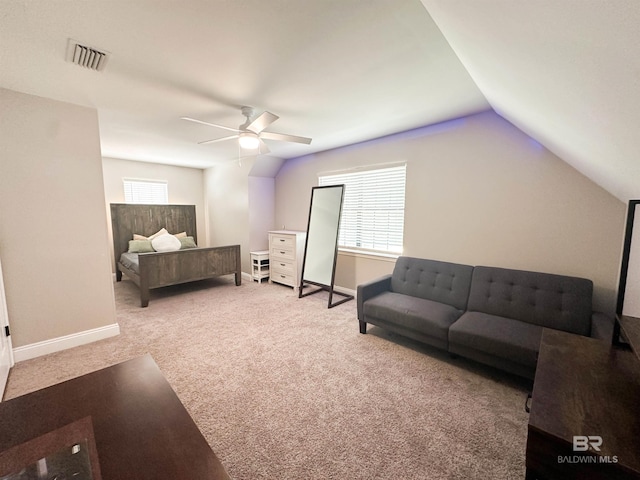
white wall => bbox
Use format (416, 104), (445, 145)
(275, 111), (625, 313)
(0, 88), (117, 349)
(204, 160), (251, 274)
(204, 158), (277, 275)
(248, 176), (275, 253)
(102, 157), (206, 267)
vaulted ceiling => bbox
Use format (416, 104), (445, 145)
(1, 1), (638, 201)
(422, 0), (640, 202)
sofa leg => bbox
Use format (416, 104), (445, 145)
(359, 321), (367, 334)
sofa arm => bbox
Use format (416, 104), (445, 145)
(357, 274), (392, 321)
(590, 312), (614, 342)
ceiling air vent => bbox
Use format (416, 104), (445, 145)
(66, 39), (110, 71)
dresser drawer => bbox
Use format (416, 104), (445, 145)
(271, 233), (296, 249)
(270, 234), (295, 249)
(270, 245), (294, 260)
(271, 260), (294, 274)
(272, 271), (295, 287)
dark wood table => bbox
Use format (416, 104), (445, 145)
(0, 355), (231, 479)
(526, 329), (640, 479)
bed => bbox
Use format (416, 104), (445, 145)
(111, 203), (241, 307)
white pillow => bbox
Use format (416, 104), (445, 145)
(151, 233), (181, 252)
(148, 228), (168, 240)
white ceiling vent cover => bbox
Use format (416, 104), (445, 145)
(66, 39), (110, 71)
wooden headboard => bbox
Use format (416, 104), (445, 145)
(110, 203), (197, 259)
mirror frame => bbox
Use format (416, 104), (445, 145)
(298, 185), (353, 308)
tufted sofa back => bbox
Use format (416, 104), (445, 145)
(391, 257), (474, 311)
(467, 266), (593, 336)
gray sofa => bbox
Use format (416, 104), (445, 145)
(358, 256), (613, 380)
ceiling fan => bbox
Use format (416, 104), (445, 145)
(182, 106), (312, 155)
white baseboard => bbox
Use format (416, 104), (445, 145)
(335, 286), (356, 298)
(13, 323), (120, 363)
(245, 272), (356, 298)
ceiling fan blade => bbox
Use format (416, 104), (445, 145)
(198, 134), (239, 145)
(260, 131), (312, 145)
(246, 111), (279, 134)
(259, 139), (270, 154)
(181, 117), (239, 133)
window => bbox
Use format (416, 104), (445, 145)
(123, 179), (168, 204)
(318, 164), (406, 255)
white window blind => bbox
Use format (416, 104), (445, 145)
(319, 164), (406, 255)
(123, 179), (168, 204)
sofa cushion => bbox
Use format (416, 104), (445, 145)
(449, 312), (543, 369)
(466, 266), (592, 336)
(391, 257), (474, 311)
(364, 291), (464, 341)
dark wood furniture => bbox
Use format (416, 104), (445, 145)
(617, 315), (640, 362)
(0, 355), (231, 480)
(111, 203), (241, 307)
(526, 328), (640, 479)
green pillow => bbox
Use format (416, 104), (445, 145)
(128, 239), (155, 253)
(179, 236), (197, 249)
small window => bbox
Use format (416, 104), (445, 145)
(318, 164), (406, 255)
(123, 179), (168, 204)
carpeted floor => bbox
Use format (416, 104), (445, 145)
(4, 276), (532, 479)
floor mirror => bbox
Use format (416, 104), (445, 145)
(615, 199), (640, 348)
(299, 185), (354, 308)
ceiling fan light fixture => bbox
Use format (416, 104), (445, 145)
(238, 131), (260, 149)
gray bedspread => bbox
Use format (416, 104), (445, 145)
(119, 252), (140, 274)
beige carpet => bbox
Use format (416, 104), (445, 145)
(5, 276), (531, 479)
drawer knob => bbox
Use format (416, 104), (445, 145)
(280, 251), (286, 255)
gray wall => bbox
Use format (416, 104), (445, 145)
(275, 111), (625, 314)
(0, 88), (116, 348)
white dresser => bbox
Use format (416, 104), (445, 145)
(268, 230), (306, 291)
